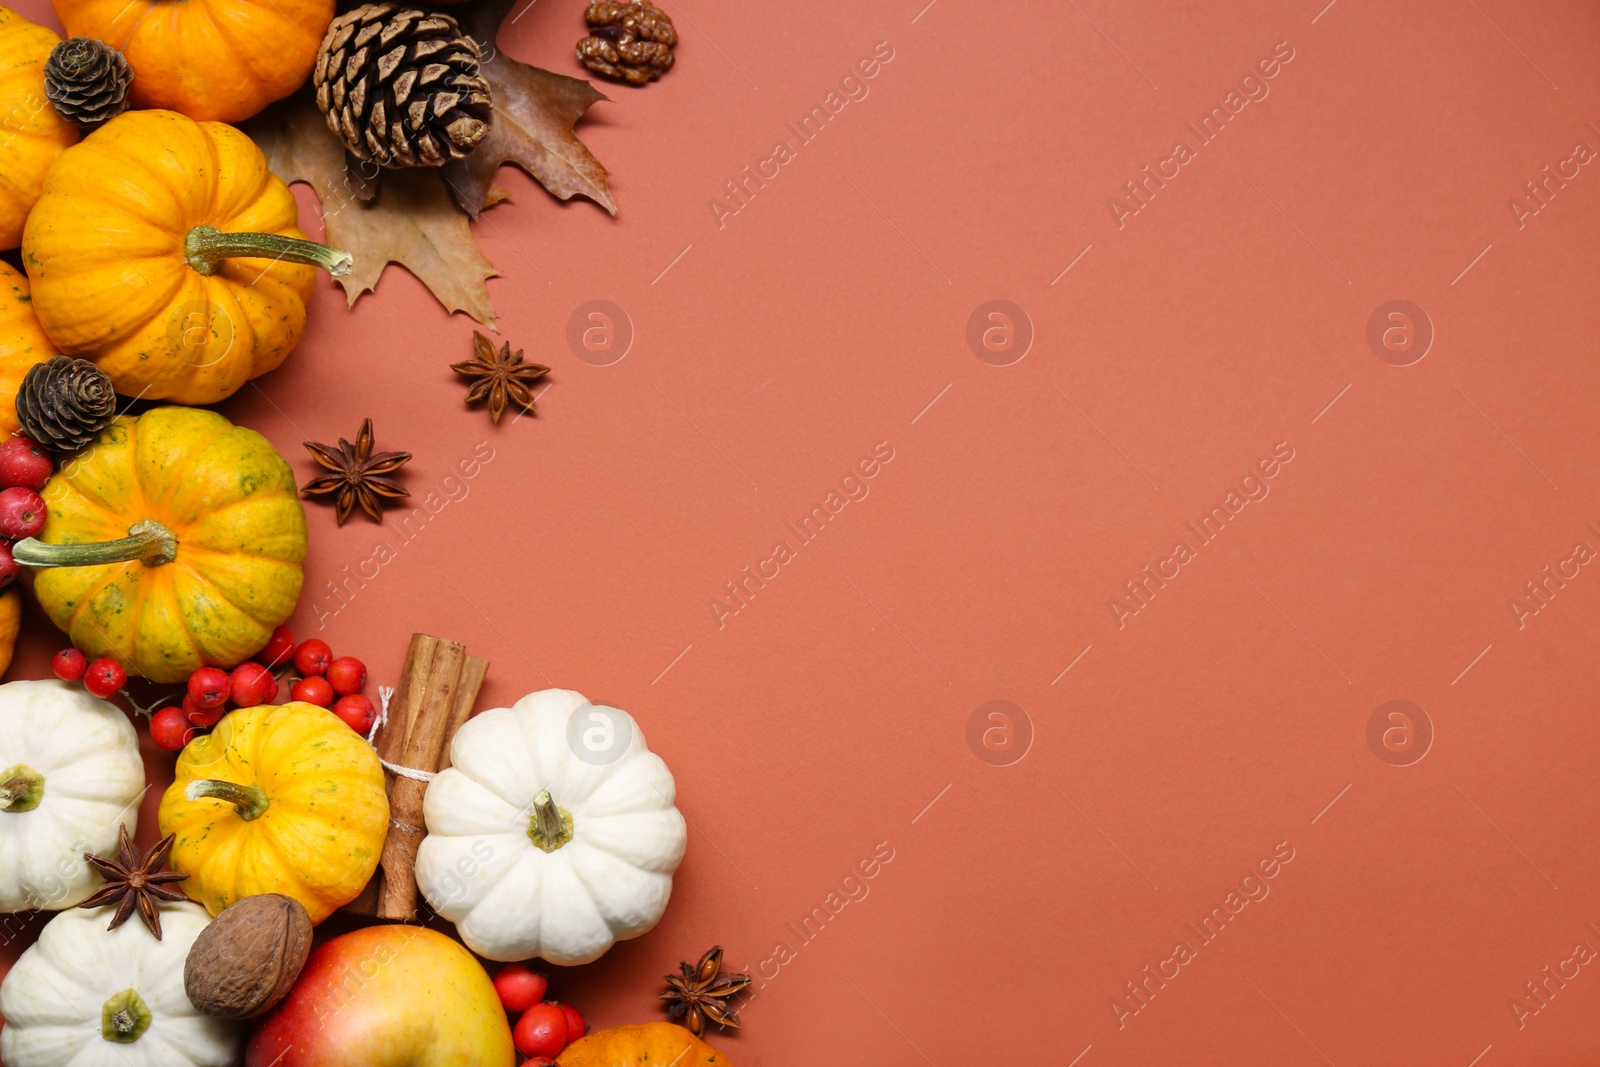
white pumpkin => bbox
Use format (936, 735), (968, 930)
(0, 679), (147, 913)
(416, 688), (688, 965)
(0, 902), (239, 1067)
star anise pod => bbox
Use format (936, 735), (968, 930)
(77, 824), (189, 940)
(302, 418), (412, 525)
(661, 945), (750, 1035)
(451, 331), (551, 424)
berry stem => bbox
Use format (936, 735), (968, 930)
(184, 225), (352, 277)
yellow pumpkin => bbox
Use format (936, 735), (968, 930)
(558, 1024), (731, 1067)
(22, 109), (350, 405)
(14, 406), (306, 683)
(0, 6), (79, 248)
(0, 261), (54, 437)
(52, 0), (333, 123)
(159, 702), (389, 923)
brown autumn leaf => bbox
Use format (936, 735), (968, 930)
(251, 92), (501, 326)
(444, 0), (617, 219)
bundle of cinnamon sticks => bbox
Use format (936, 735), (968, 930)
(345, 633), (489, 920)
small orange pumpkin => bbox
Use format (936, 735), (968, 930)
(0, 6), (80, 247)
(22, 110), (350, 405)
(0, 586), (20, 678)
(0, 261), (55, 437)
(51, 0), (333, 123)
(557, 1024), (730, 1067)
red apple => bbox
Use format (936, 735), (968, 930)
(247, 926), (514, 1067)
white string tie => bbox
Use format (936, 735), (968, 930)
(368, 684), (437, 783)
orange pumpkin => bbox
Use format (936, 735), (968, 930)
(0, 6), (80, 247)
(22, 110), (349, 405)
(0, 586), (19, 678)
(51, 0), (333, 123)
(0, 261), (54, 437)
(557, 1024), (730, 1067)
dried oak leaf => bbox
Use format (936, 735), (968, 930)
(444, 0), (617, 219)
(251, 92), (502, 326)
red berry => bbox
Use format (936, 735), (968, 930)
(183, 694), (226, 729)
(556, 1002), (586, 1042)
(51, 648), (87, 683)
(513, 1004), (568, 1059)
(291, 675), (334, 707)
(150, 706), (195, 751)
(83, 658), (125, 699)
(187, 666), (231, 709)
(332, 693), (377, 734)
(493, 964), (548, 1014)
(230, 662), (277, 706)
(325, 656), (367, 695)
(0, 437), (52, 491)
(0, 486), (45, 539)
(0, 541), (16, 590)
(293, 638), (332, 676)
(258, 625), (295, 668)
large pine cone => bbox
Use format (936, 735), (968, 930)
(313, 3), (493, 169)
(15, 356), (117, 453)
(577, 1), (676, 85)
(44, 38), (134, 132)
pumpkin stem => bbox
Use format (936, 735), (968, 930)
(527, 789), (574, 853)
(101, 988), (152, 1043)
(0, 765), (44, 813)
(14, 519), (178, 569)
(186, 779), (270, 821)
(184, 224), (353, 278)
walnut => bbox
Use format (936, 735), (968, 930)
(577, 0), (677, 85)
(184, 894), (313, 1019)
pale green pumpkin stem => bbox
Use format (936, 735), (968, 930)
(186, 779), (269, 821)
(0, 765), (44, 812)
(527, 789), (574, 853)
(101, 989), (151, 1043)
(184, 224), (352, 277)
(14, 520), (177, 569)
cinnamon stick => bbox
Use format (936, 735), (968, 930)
(342, 638), (425, 917)
(377, 634), (467, 920)
(437, 656), (488, 772)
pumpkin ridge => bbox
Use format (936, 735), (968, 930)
(181, 494), (305, 541)
(255, 814), (360, 902)
(40, 476), (126, 538)
(194, 275), (257, 399)
(197, 9), (279, 112)
(178, 424), (296, 515)
(39, 416), (140, 519)
(129, 562), (201, 672)
(137, 418), (233, 517)
(63, 127), (195, 240)
(112, 1), (154, 52)
(63, 262), (192, 380)
(62, 560), (140, 657)
(172, 557), (282, 629)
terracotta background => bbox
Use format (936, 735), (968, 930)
(5, 0), (1600, 1063)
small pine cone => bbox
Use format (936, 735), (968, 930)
(44, 37), (134, 132)
(312, 2), (493, 169)
(578, 0), (676, 86)
(15, 356), (117, 454)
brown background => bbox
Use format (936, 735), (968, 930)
(6, 0), (1600, 1064)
